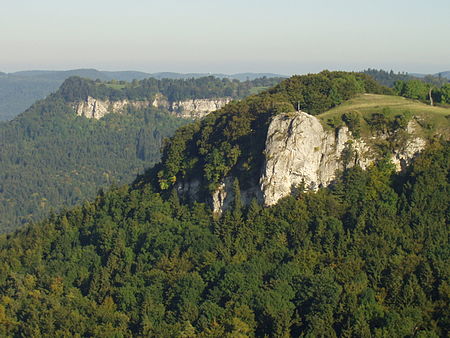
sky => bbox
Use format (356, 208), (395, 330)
(1, 0), (449, 75)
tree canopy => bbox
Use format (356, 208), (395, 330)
(0, 141), (448, 336)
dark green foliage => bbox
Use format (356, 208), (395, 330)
(0, 74), (60, 121)
(394, 80), (430, 101)
(0, 72), (446, 336)
(394, 79), (450, 106)
(363, 69), (414, 88)
(57, 76), (284, 102)
(0, 142), (448, 336)
(341, 111), (361, 137)
(365, 109), (412, 138)
(438, 84), (450, 104)
(0, 71), (285, 121)
(270, 70), (390, 115)
(0, 95), (187, 233)
(0, 75), (283, 233)
(364, 70), (450, 106)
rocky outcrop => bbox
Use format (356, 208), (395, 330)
(206, 112), (427, 213)
(391, 136), (426, 171)
(259, 112), (426, 206)
(152, 93), (169, 109)
(75, 96), (231, 120)
(75, 97), (152, 119)
(261, 112), (352, 206)
(170, 98), (232, 119)
(75, 97), (112, 119)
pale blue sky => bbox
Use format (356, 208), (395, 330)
(1, 0), (449, 74)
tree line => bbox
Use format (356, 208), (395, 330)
(57, 76), (284, 102)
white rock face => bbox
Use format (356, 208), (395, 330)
(152, 93), (169, 109)
(75, 97), (111, 119)
(211, 179), (230, 215)
(390, 121), (426, 171)
(75, 96), (231, 120)
(210, 176), (263, 215)
(260, 112), (353, 205)
(75, 97), (152, 119)
(178, 112), (428, 214)
(259, 112), (426, 206)
(170, 98), (232, 119)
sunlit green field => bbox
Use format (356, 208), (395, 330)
(318, 94), (450, 137)
(321, 93), (449, 116)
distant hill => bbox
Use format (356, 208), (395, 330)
(410, 71), (450, 79)
(362, 69), (415, 87)
(0, 75), (284, 233)
(147, 72), (286, 81)
(0, 69), (286, 121)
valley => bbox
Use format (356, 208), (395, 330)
(0, 76), (282, 233)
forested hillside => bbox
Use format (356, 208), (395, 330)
(0, 138), (447, 337)
(362, 69), (414, 87)
(0, 71), (448, 336)
(58, 76), (282, 102)
(0, 76), (283, 233)
(0, 70), (284, 121)
(0, 95), (186, 233)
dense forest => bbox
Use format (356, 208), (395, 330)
(57, 76), (284, 102)
(362, 69), (450, 105)
(394, 80), (450, 105)
(362, 69), (414, 87)
(0, 76), (284, 233)
(0, 96), (187, 233)
(0, 138), (447, 337)
(0, 71), (448, 336)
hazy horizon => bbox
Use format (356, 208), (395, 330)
(2, 0), (449, 75)
(3, 65), (450, 77)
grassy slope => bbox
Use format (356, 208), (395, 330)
(318, 93), (450, 138)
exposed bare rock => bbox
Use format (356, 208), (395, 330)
(390, 121), (427, 171)
(211, 178), (232, 215)
(170, 98), (232, 119)
(258, 112), (429, 207)
(75, 97), (111, 119)
(74, 96), (231, 120)
(177, 112), (429, 213)
(152, 93), (169, 109)
(210, 177), (263, 215)
(260, 112), (352, 205)
(75, 97), (152, 119)
(390, 137), (426, 171)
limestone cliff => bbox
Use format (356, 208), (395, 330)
(75, 97), (152, 119)
(74, 95), (231, 120)
(170, 98), (232, 119)
(260, 112), (353, 206)
(209, 111), (426, 213)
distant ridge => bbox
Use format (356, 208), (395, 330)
(0, 69), (287, 121)
(6, 69), (287, 81)
(409, 71), (450, 79)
